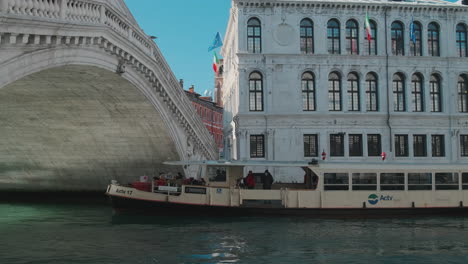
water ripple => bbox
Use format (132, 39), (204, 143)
(2, 202), (468, 264)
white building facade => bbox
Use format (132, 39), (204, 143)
(221, 0), (468, 181)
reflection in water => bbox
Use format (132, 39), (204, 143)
(1, 201), (468, 264)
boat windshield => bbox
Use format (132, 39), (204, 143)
(207, 166), (227, 182)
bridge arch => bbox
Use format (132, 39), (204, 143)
(0, 0), (217, 190)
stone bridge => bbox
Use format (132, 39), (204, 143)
(0, 0), (218, 191)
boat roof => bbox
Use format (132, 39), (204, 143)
(164, 160), (468, 171)
(311, 162), (468, 171)
(163, 160), (311, 167)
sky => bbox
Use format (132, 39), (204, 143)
(124, 0), (460, 95)
(124, 0), (231, 96)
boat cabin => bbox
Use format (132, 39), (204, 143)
(107, 160), (468, 215)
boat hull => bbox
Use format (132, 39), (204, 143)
(108, 194), (468, 218)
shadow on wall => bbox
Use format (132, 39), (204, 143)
(0, 161), (183, 192)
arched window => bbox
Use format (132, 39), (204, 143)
(328, 72), (342, 111)
(428, 22), (440, 56)
(247, 18), (261, 53)
(411, 73), (424, 112)
(391, 21), (404, 55)
(456, 23), (467, 57)
(430, 74), (442, 112)
(410, 21), (422, 56)
(458, 75), (468, 113)
(249, 72), (263, 111)
(366, 73), (378, 111)
(347, 73), (360, 111)
(302, 72), (315, 111)
(328, 19), (340, 54)
(346, 20), (359, 55)
(300, 19), (314, 54)
(393, 73), (405, 112)
(364, 20), (377, 55)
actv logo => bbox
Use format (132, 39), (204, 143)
(368, 194), (379, 205)
(368, 194), (394, 205)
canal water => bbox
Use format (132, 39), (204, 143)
(1, 198), (468, 264)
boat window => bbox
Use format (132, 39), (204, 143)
(324, 173), (349, 190)
(207, 166), (227, 182)
(352, 173), (377, 190)
(435, 173), (459, 190)
(462, 173), (468, 190)
(408, 173), (432, 190)
(380, 173), (404, 191)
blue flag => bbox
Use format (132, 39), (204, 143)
(409, 18), (416, 44)
(208, 32), (223, 52)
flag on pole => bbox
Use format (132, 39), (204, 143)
(213, 51), (219, 73)
(409, 17), (416, 44)
(365, 12), (372, 42)
(208, 32), (223, 52)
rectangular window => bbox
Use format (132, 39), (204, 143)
(435, 173), (459, 190)
(328, 77), (341, 111)
(207, 166), (226, 182)
(304, 134), (318, 157)
(380, 173), (405, 191)
(413, 135), (427, 157)
(347, 77), (360, 111)
(247, 25), (261, 54)
(349, 134), (363, 157)
(249, 78), (263, 112)
(330, 134), (344, 157)
(352, 173), (377, 190)
(393, 77), (406, 112)
(367, 134), (382, 156)
(324, 173), (349, 190)
(250, 135), (265, 158)
(395, 135), (408, 157)
(462, 173), (468, 190)
(408, 173), (432, 190)
(431, 135), (445, 157)
(366, 76), (378, 111)
(461, 135), (468, 157)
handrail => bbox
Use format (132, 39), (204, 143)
(0, 0), (153, 55)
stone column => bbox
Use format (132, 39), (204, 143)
(99, 5), (105, 24)
(421, 19), (428, 57)
(0, 0), (8, 13)
(59, 0), (68, 19)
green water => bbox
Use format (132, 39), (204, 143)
(1, 199), (468, 264)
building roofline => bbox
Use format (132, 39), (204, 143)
(236, 0), (468, 11)
(184, 90), (224, 111)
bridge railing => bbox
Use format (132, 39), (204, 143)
(0, 0), (153, 55)
(0, 0), (218, 159)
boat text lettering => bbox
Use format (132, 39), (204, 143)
(380, 195), (393, 201)
(116, 189), (133, 195)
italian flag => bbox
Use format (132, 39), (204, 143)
(213, 51), (219, 73)
(365, 12), (372, 42)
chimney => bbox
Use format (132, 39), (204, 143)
(179, 79), (184, 89)
(189, 85), (195, 93)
